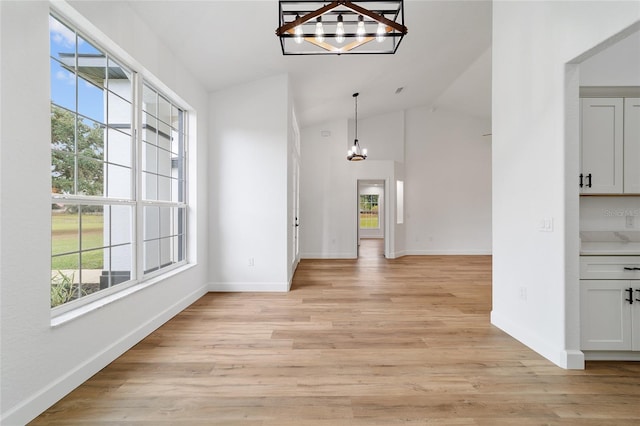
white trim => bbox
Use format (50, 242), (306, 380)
(564, 350), (586, 369)
(583, 351), (640, 361)
(579, 86), (640, 98)
(491, 310), (584, 370)
(300, 251), (492, 259)
(2, 284), (207, 426)
(404, 249), (493, 255)
(208, 281), (290, 292)
(49, 10), (190, 314)
(386, 250), (406, 259)
(300, 252), (357, 259)
(52, 263), (195, 326)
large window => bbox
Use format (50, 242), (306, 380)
(50, 14), (188, 310)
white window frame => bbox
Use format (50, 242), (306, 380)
(50, 11), (189, 317)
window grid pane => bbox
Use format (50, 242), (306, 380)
(51, 203), (134, 307)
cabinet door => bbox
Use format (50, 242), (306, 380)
(624, 98), (640, 194)
(580, 98), (624, 194)
(580, 280), (632, 350)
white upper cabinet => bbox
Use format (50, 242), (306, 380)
(580, 97), (640, 194)
(580, 98), (624, 194)
(624, 98), (640, 194)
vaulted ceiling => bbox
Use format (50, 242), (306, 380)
(127, 0), (492, 127)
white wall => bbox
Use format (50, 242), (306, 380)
(301, 95), (492, 259)
(299, 118), (401, 258)
(349, 110), (405, 162)
(404, 105), (492, 255)
(492, 0), (640, 369)
(208, 73), (292, 291)
(300, 119), (359, 258)
(580, 30), (640, 86)
(0, 1), (209, 424)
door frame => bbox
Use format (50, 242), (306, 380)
(356, 179), (387, 258)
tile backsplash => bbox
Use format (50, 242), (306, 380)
(580, 196), (640, 231)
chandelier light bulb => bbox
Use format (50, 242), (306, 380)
(293, 14), (303, 44)
(376, 22), (386, 43)
(362, 148), (368, 156)
(336, 15), (345, 43)
(294, 26), (303, 44)
(356, 15), (366, 42)
(315, 17), (324, 43)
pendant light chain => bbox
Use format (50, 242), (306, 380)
(347, 92), (367, 161)
(354, 93), (358, 142)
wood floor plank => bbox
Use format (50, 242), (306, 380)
(30, 240), (640, 424)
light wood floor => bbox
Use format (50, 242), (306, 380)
(32, 240), (640, 425)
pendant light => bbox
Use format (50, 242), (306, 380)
(347, 93), (367, 161)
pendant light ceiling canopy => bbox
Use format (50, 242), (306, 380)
(276, 1), (408, 55)
(347, 93), (367, 162)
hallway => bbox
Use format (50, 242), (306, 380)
(358, 238), (385, 260)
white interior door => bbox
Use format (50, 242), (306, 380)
(291, 113), (301, 273)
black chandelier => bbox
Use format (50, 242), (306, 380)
(347, 93), (367, 161)
(276, 1), (408, 55)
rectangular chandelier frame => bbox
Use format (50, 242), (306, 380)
(276, 1), (408, 55)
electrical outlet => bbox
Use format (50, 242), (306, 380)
(248, 257), (255, 267)
(519, 287), (527, 301)
(626, 215), (635, 228)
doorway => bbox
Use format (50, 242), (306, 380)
(565, 24), (640, 363)
(357, 179), (385, 258)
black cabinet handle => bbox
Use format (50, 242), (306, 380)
(586, 173), (592, 188)
(623, 267), (640, 271)
(625, 287), (634, 304)
(579, 173), (584, 188)
(636, 289), (640, 303)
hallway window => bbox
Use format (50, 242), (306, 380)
(50, 14), (188, 311)
(359, 194), (379, 229)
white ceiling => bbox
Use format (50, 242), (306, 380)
(127, 0), (492, 127)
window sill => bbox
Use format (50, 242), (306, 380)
(51, 263), (196, 328)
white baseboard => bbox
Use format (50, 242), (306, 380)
(583, 351), (640, 361)
(564, 349), (585, 369)
(491, 310), (584, 370)
(208, 281), (290, 292)
(386, 250), (406, 259)
(2, 285), (207, 426)
(301, 251), (491, 259)
(300, 252), (357, 259)
(404, 249), (493, 255)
